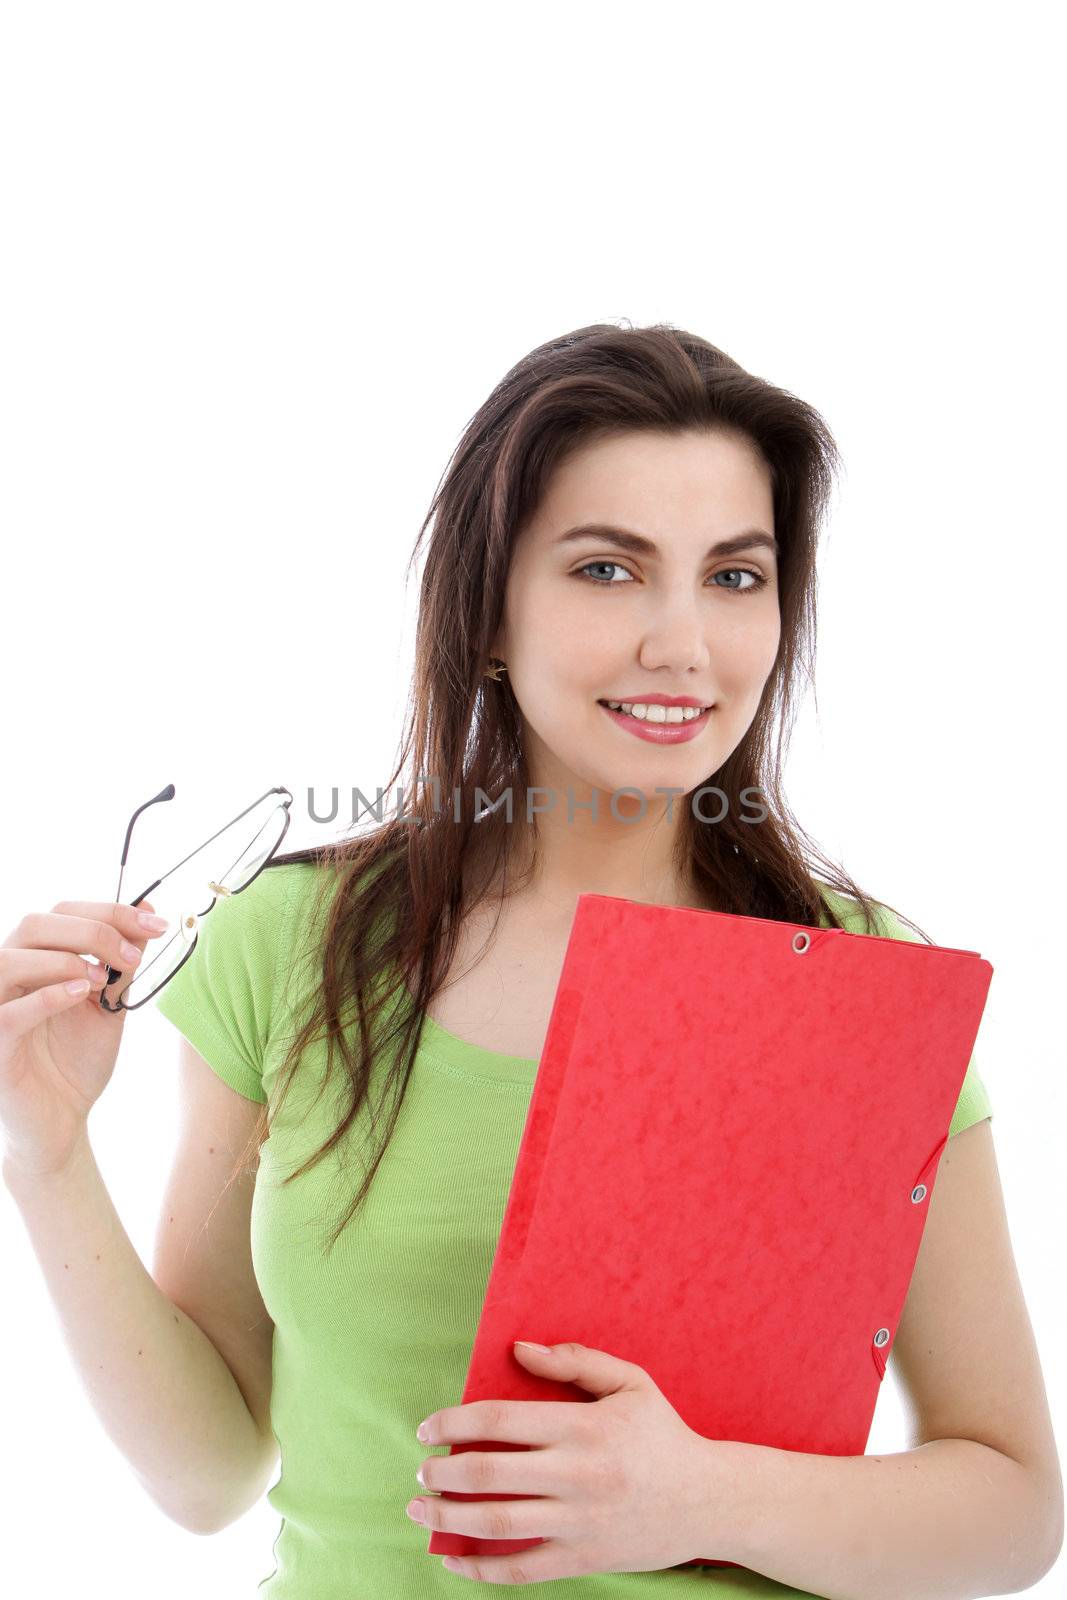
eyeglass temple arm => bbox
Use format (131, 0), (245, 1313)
(114, 784), (175, 910)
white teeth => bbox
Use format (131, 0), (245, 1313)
(603, 700), (708, 723)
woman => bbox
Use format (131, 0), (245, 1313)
(2, 323), (1061, 1597)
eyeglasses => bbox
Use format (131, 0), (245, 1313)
(99, 783), (293, 1012)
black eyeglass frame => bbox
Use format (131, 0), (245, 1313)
(99, 782), (293, 1012)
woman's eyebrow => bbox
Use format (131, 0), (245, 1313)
(554, 522), (779, 560)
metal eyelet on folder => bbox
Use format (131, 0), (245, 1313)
(792, 932), (811, 954)
(910, 1183), (928, 1204)
(871, 1325), (893, 1380)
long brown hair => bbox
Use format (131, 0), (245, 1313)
(233, 320), (925, 1251)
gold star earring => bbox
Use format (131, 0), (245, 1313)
(484, 658), (508, 681)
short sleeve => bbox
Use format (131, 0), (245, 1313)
(825, 891), (993, 1138)
(153, 861), (297, 1104)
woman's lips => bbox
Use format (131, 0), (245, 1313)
(597, 701), (712, 744)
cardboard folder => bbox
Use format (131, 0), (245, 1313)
(425, 893), (993, 1569)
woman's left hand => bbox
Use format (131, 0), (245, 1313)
(408, 1339), (728, 1583)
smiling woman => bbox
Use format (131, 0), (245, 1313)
(154, 323), (1058, 1595)
(6, 322), (1058, 1599)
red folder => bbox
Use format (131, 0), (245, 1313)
(425, 893), (993, 1570)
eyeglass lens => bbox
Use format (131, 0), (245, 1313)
(104, 798), (290, 1010)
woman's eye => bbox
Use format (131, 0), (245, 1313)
(575, 561), (633, 584)
(713, 568), (767, 593)
(574, 561), (768, 593)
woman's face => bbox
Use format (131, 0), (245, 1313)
(491, 427), (781, 812)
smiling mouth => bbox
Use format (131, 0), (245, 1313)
(596, 699), (714, 721)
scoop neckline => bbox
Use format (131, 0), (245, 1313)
(413, 1006), (539, 1083)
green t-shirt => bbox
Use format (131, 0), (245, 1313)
(154, 861), (992, 1598)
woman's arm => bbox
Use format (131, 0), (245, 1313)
(696, 1118), (1063, 1599)
(3, 1137), (273, 1534)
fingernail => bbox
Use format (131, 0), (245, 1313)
(120, 940), (142, 963)
(406, 1499), (426, 1522)
(416, 1420), (430, 1442)
(137, 912), (169, 932)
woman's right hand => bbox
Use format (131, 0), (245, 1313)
(0, 901), (171, 1180)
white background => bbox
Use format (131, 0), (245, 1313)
(1, 2), (1063, 1595)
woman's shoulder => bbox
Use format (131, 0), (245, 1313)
(257, 846), (401, 959)
(254, 855), (345, 958)
(256, 855), (323, 909)
(816, 883), (926, 943)
(231, 856), (322, 942)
